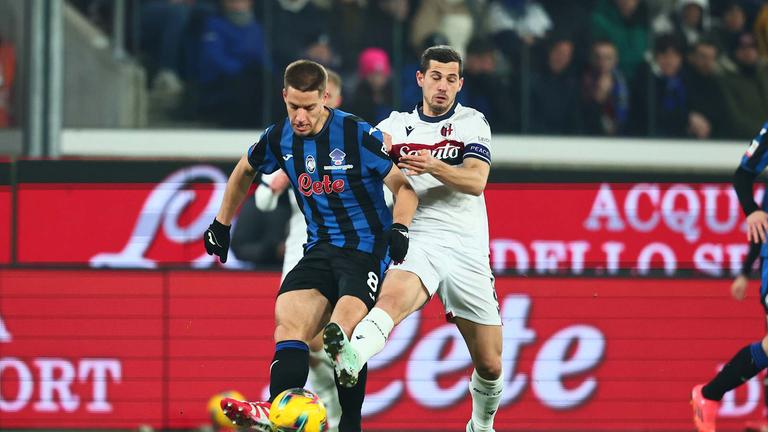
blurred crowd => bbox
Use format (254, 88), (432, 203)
(3, 0), (768, 141)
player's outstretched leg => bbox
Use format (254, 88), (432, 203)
(330, 270), (429, 387)
(309, 333), (342, 431)
(220, 398), (273, 431)
(692, 340), (768, 432)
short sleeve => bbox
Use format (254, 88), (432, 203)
(461, 112), (492, 166)
(375, 112), (397, 136)
(247, 126), (280, 174)
(359, 120), (394, 179)
(740, 122), (768, 174)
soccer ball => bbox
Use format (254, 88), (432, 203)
(269, 388), (328, 432)
(207, 390), (245, 428)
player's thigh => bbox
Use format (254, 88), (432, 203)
(275, 244), (335, 342)
(275, 289), (332, 343)
(437, 252), (501, 327)
(384, 238), (440, 297)
(377, 269), (431, 325)
(454, 317), (503, 379)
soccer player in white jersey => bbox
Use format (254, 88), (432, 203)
(253, 70), (344, 431)
(323, 45), (502, 432)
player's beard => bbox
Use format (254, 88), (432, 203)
(426, 93), (453, 116)
(426, 100), (450, 116)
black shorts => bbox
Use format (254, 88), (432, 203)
(279, 243), (388, 310)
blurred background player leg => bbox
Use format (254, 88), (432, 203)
(694, 141), (768, 432)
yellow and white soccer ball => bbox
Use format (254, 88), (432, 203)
(207, 390), (245, 429)
(269, 388), (328, 432)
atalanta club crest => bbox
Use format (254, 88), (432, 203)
(305, 155), (316, 173)
(440, 123), (454, 137)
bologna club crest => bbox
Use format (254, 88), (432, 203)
(440, 123), (453, 137)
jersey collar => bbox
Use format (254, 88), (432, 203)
(415, 101), (458, 123)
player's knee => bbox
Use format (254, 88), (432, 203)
(374, 292), (412, 324)
(274, 323), (307, 344)
(474, 356), (503, 381)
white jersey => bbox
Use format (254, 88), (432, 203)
(377, 103), (492, 253)
(282, 193), (306, 277)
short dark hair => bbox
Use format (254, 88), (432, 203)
(653, 34), (683, 55)
(284, 60), (327, 94)
(420, 45), (463, 77)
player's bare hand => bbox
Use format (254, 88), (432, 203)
(270, 171), (291, 193)
(746, 210), (768, 243)
(398, 149), (439, 176)
(731, 275), (748, 301)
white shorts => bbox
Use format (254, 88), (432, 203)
(390, 240), (501, 326)
(281, 233), (305, 282)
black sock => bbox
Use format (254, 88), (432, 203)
(336, 363), (368, 432)
(269, 340), (309, 402)
(702, 345), (763, 401)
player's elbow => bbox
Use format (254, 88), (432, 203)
(468, 178), (487, 196)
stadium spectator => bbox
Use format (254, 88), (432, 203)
(140, 0), (215, 94)
(581, 39), (630, 136)
(330, 0), (411, 75)
(719, 32), (768, 139)
(0, 36), (14, 128)
(349, 48), (394, 125)
(458, 38), (518, 133)
(630, 35), (690, 137)
(270, 0), (332, 71)
(540, 0), (596, 70)
(686, 38), (729, 138)
(755, 3), (768, 59)
(485, 0), (553, 60)
(651, 0), (712, 52)
(368, 0), (412, 60)
(410, 0), (473, 58)
(712, 1), (748, 70)
(530, 35), (581, 134)
(196, 0), (270, 127)
(591, 0), (650, 83)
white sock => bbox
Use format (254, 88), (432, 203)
(307, 350), (341, 430)
(349, 307), (394, 370)
(469, 369), (503, 432)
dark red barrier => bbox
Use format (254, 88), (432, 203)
(14, 163), (758, 276)
(486, 183), (758, 276)
(1, 270), (765, 430)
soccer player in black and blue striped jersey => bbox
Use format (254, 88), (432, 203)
(692, 120), (768, 432)
(204, 60), (418, 432)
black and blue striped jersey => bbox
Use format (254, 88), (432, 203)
(740, 121), (768, 174)
(247, 108), (395, 259)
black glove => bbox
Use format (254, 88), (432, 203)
(204, 218), (231, 263)
(387, 223), (409, 264)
